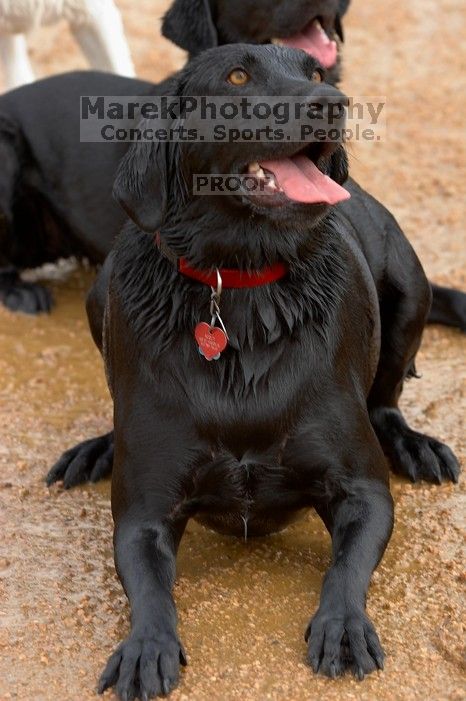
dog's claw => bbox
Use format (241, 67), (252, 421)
(179, 644), (188, 666)
(375, 654), (384, 670)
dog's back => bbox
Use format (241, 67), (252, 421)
(0, 71), (160, 261)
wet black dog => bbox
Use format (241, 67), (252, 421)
(0, 71), (165, 313)
(0, 0), (464, 330)
(48, 45), (458, 700)
(163, 0), (349, 83)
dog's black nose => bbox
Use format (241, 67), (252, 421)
(286, 80), (348, 115)
(307, 82), (348, 112)
(290, 83), (348, 141)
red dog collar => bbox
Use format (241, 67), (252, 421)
(155, 233), (288, 289)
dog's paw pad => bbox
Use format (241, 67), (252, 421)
(46, 432), (114, 489)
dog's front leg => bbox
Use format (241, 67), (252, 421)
(307, 476), (394, 679)
(97, 379), (195, 700)
(99, 513), (187, 700)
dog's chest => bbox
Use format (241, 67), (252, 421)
(183, 358), (319, 538)
(192, 445), (309, 538)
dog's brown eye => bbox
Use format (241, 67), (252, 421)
(312, 70), (323, 83)
(228, 68), (250, 86)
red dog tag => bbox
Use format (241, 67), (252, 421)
(195, 322), (228, 361)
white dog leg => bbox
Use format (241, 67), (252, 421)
(71, 1), (135, 77)
(0, 34), (35, 90)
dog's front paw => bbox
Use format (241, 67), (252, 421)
(0, 268), (53, 314)
(46, 432), (114, 489)
(98, 632), (187, 700)
(306, 608), (384, 680)
(371, 408), (460, 484)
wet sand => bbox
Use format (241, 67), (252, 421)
(0, 1), (465, 700)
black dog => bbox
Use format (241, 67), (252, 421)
(49, 45), (458, 700)
(0, 71), (165, 313)
(45, 2), (464, 489)
(163, 0), (349, 83)
(0, 0), (464, 331)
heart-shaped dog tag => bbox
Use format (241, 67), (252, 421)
(195, 322), (228, 361)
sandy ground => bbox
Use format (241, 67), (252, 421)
(0, 1), (465, 700)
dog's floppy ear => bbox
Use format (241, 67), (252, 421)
(162, 0), (218, 55)
(113, 133), (169, 233)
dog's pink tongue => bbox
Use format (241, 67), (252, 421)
(259, 154), (350, 205)
(280, 19), (337, 68)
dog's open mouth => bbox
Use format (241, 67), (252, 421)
(244, 145), (349, 207)
(272, 18), (338, 68)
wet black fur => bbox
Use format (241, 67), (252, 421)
(47, 46), (459, 700)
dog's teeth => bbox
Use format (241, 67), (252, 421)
(313, 18), (330, 44)
(248, 163), (267, 179)
(264, 173), (278, 190)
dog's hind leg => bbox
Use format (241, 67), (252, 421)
(46, 255), (115, 488)
(0, 116), (53, 314)
(46, 431), (113, 488)
(428, 283), (466, 332)
(0, 35), (35, 90)
(368, 234), (460, 484)
(70, 0), (135, 77)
